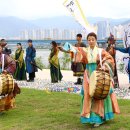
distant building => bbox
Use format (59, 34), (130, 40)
(44, 29), (51, 40)
(62, 29), (71, 40)
(21, 30), (29, 40)
(19, 22), (126, 40)
(97, 21), (110, 39)
(112, 25), (124, 39)
(52, 28), (59, 40)
(35, 29), (44, 40)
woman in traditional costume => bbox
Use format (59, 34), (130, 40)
(14, 43), (26, 80)
(59, 32), (120, 128)
(48, 41), (63, 83)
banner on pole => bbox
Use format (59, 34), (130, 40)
(63, 0), (97, 34)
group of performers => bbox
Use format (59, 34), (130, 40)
(0, 39), (37, 82)
(1, 31), (130, 128)
(0, 39), (38, 113)
(48, 31), (130, 127)
(13, 39), (37, 81)
(50, 32), (130, 89)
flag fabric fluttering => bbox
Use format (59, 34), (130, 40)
(123, 24), (130, 48)
(63, 0), (97, 34)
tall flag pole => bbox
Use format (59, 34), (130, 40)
(63, 0), (97, 34)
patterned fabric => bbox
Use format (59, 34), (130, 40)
(0, 74), (14, 95)
(106, 45), (116, 58)
(14, 49), (26, 80)
(49, 48), (59, 68)
(3, 54), (16, 74)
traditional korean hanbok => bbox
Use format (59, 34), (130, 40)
(48, 48), (63, 83)
(63, 43), (120, 125)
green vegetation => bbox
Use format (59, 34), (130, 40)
(35, 56), (46, 69)
(60, 52), (71, 70)
(0, 88), (130, 130)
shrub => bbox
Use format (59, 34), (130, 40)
(60, 52), (71, 70)
(35, 56), (46, 69)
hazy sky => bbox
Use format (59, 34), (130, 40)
(0, 0), (130, 19)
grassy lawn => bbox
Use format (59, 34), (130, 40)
(0, 88), (130, 130)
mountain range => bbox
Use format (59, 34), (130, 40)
(0, 16), (130, 37)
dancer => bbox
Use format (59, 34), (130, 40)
(14, 43), (26, 80)
(59, 32), (120, 128)
(48, 41), (63, 83)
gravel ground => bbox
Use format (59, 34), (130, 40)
(16, 78), (130, 99)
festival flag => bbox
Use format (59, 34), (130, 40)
(123, 24), (130, 48)
(63, 0), (97, 34)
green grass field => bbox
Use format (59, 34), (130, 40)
(0, 88), (130, 130)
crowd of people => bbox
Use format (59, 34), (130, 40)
(0, 39), (37, 82)
(0, 31), (130, 128)
(51, 33), (129, 89)
(0, 33), (128, 87)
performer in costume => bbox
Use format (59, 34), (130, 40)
(48, 41), (63, 83)
(0, 39), (12, 55)
(59, 32), (120, 128)
(73, 34), (86, 85)
(25, 39), (37, 82)
(106, 34), (119, 88)
(14, 43), (26, 80)
(0, 44), (20, 113)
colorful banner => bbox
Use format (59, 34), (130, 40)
(123, 25), (130, 48)
(63, 0), (97, 34)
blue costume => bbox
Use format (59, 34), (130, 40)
(115, 47), (130, 83)
(25, 46), (37, 81)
